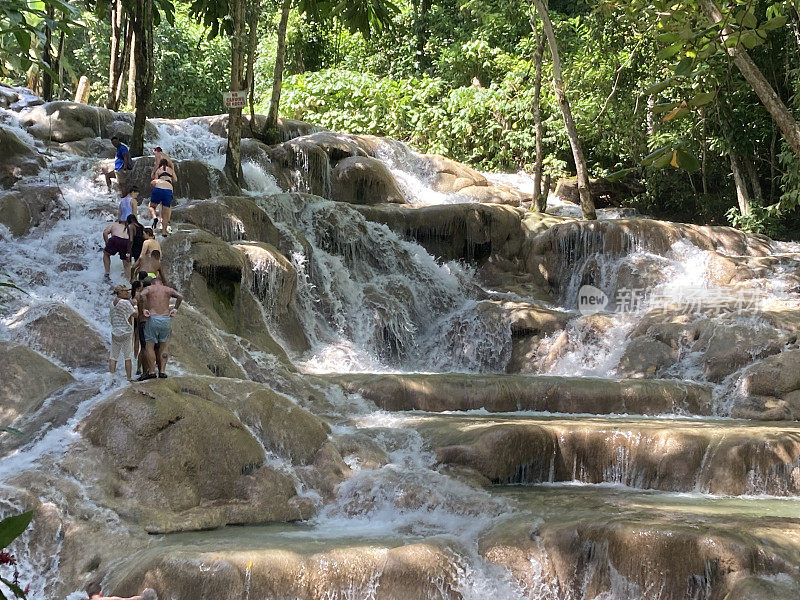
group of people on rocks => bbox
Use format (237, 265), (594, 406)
(103, 137), (183, 383)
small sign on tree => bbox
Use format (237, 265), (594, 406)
(223, 90), (248, 109)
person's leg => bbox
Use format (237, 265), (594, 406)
(109, 359), (116, 373)
(124, 359), (132, 380)
(105, 169), (115, 191)
(145, 341), (157, 375)
(103, 251), (111, 275)
(154, 342), (163, 374)
(138, 324), (149, 374)
(161, 206), (172, 234)
(123, 258), (131, 280)
(159, 340), (169, 374)
(148, 202), (158, 221)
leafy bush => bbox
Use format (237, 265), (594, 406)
(0, 511), (33, 599)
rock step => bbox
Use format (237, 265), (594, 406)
(483, 486), (800, 600)
(104, 488), (800, 600)
(325, 373), (713, 416)
(405, 413), (800, 496)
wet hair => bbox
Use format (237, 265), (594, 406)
(129, 186), (139, 194)
(141, 589), (158, 600)
(159, 158), (168, 167)
(138, 271), (150, 281)
(144, 227), (154, 237)
(126, 214), (139, 225)
(110, 136), (119, 142)
(85, 582), (102, 597)
(151, 250), (161, 260)
(131, 280), (142, 298)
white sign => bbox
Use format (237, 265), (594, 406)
(223, 90), (248, 109)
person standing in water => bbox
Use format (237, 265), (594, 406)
(119, 187), (139, 223)
(102, 219), (131, 282)
(138, 277), (182, 380)
(108, 283), (138, 381)
(149, 158), (177, 235)
(105, 136), (133, 196)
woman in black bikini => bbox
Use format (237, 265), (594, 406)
(149, 158), (177, 235)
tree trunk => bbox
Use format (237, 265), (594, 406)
(130, 0), (153, 156)
(701, 0), (800, 157)
(56, 31), (65, 99)
(532, 0), (595, 219)
(127, 30), (136, 109)
(730, 153), (751, 216)
(225, 0), (247, 185)
(245, 0), (260, 127)
(262, 0), (291, 144)
(75, 76), (91, 103)
(107, 0), (124, 109)
(743, 157), (763, 201)
(769, 125), (777, 201)
(42, 5), (54, 101)
(114, 21), (133, 110)
(414, 0), (432, 73)
(530, 13), (546, 212)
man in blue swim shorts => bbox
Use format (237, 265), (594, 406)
(137, 277), (183, 381)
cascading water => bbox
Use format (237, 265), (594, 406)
(2, 95), (800, 600)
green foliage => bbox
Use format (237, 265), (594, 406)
(0, 510), (33, 599)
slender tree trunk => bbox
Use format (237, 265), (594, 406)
(108, 0), (123, 109)
(245, 0), (260, 128)
(263, 0), (291, 144)
(56, 31), (65, 99)
(225, 0), (247, 185)
(769, 126), (777, 202)
(130, 0), (153, 156)
(743, 157), (763, 200)
(127, 30), (136, 109)
(730, 153), (751, 216)
(530, 13), (546, 212)
(701, 0), (800, 157)
(114, 21), (132, 110)
(700, 108), (708, 195)
(42, 5), (55, 101)
(532, 0), (595, 219)
(414, 0), (432, 73)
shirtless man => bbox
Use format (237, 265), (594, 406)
(131, 249), (166, 283)
(86, 582), (157, 600)
(102, 220), (131, 282)
(138, 278), (182, 380)
(140, 228), (161, 257)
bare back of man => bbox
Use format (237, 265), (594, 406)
(139, 280), (182, 380)
(132, 253), (164, 282)
(103, 221), (132, 280)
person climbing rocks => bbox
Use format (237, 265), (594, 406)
(140, 227), (161, 258)
(153, 146), (174, 170)
(102, 219), (131, 282)
(119, 187), (139, 223)
(105, 136), (133, 196)
(127, 214), (146, 264)
(149, 157), (177, 236)
(131, 249), (166, 284)
(109, 283), (138, 381)
(86, 581), (158, 600)
(137, 277), (182, 381)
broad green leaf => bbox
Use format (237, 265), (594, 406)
(642, 146), (671, 166)
(735, 9), (758, 29)
(652, 101), (679, 114)
(673, 57), (693, 76)
(605, 167), (636, 182)
(653, 150), (673, 169)
(675, 149), (700, 172)
(763, 15), (787, 31)
(688, 92), (715, 107)
(643, 78), (672, 95)
(663, 105), (689, 122)
(0, 510), (33, 549)
(656, 42), (682, 60)
(656, 32), (680, 44)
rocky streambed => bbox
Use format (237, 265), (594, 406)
(1, 86), (800, 600)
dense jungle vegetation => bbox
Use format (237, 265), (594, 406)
(3, 0), (800, 237)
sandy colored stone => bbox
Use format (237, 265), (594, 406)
(331, 156), (406, 205)
(23, 303), (106, 367)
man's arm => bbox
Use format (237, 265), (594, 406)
(170, 289), (183, 315)
(123, 149), (133, 170)
(103, 224), (112, 243)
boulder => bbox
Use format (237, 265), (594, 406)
(741, 350), (800, 397)
(554, 175), (644, 208)
(354, 202), (525, 262)
(127, 157), (238, 200)
(20, 101), (158, 143)
(694, 320), (786, 382)
(331, 156), (406, 205)
(80, 377), (329, 532)
(616, 337), (677, 378)
(53, 137), (116, 158)
(171, 196), (281, 244)
(0, 342), (73, 428)
(0, 185), (67, 236)
(0, 125), (44, 188)
(22, 304), (107, 367)
(420, 154), (487, 193)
